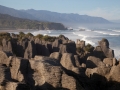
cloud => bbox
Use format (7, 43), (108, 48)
(79, 8), (120, 20)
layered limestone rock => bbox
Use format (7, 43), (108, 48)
(94, 38), (114, 58)
(10, 57), (29, 82)
(0, 51), (13, 66)
(60, 53), (80, 74)
(28, 55), (81, 90)
(24, 41), (37, 59)
(108, 65), (120, 82)
(52, 39), (62, 52)
(11, 38), (28, 57)
(0, 33), (120, 90)
(103, 58), (117, 67)
(76, 39), (85, 48)
(86, 56), (106, 68)
(1, 39), (12, 53)
(50, 52), (62, 61)
(62, 74), (84, 90)
(35, 38), (50, 56)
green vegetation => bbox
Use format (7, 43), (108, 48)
(77, 43), (94, 53)
(35, 34), (56, 42)
(76, 47), (84, 53)
(35, 34), (44, 39)
(0, 32), (11, 45)
(0, 14), (67, 30)
(84, 43), (94, 52)
(26, 33), (34, 37)
(0, 32), (57, 44)
(59, 34), (65, 38)
(42, 35), (56, 42)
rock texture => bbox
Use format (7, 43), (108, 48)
(10, 57), (28, 82)
(60, 53), (80, 74)
(50, 52), (62, 61)
(2, 39), (12, 53)
(27, 56), (81, 90)
(24, 41), (36, 59)
(76, 39), (85, 48)
(0, 33), (120, 90)
(86, 56), (106, 68)
(98, 38), (114, 58)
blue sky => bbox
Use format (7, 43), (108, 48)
(0, 0), (120, 20)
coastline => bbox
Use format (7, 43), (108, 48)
(1, 29), (119, 59)
(0, 29), (38, 32)
(0, 31), (120, 89)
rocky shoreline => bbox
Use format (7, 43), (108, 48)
(0, 32), (120, 90)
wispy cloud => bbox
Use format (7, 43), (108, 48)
(79, 8), (120, 20)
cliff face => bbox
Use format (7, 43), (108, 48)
(0, 13), (67, 30)
(39, 22), (67, 30)
(0, 32), (120, 90)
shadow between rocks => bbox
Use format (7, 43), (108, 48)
(61, 65), (120, 90)
(86, 73), (120, 90)
(35, 82), (69, 90)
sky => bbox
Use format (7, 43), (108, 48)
(0, 0), (120, 20)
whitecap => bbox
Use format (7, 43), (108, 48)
(44, 34), (47, 36)
(112, 30), (120, 33)
(109, 33), (120, 36)
(77, 34), (96, 46)
(86, 29), (92, 31)
(72, 32), (77, 35)
(47, 30), (51, 33)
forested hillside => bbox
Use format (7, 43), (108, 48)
(0, 13), (67, 30)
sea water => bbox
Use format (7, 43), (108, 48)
(13, 28), (120, 59)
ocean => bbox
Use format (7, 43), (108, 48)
(13, 28), (120, 59)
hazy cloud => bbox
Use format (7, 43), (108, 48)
(80, 8), (120, 20)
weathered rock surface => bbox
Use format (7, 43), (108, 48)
(35, 38), (50, 56)
(108, 65), (120, 82)
(41, 44), (50, 56)
(86, 56), (106, 68)
(50, 52), (62, 61)
(52, 39), (62, 52)
(0, 34), (120, 90)
(62, 74), (83, 90)
(103, 58), (114, 67)
(0, 65), (11, 85)
(93, 46), (105, 59)
(1, 39), (12, 53)
(27, 56), (81, 90)
(10, 57), (28, 82)
(0, 51), (13, 66)
(5, 82), (18, 90)
(86, 66), (111, 78)
(29, 56), (62, 88)
(67, 41), (76, 54)
(98, 38), (114, 58)
(60, 53), (80, 74)
(59, 44), (68, 53)
(24, 41), (36, 59)
(0, 65), (7, 84)
(12, 38), (28, 57)
(76, 39), (85, 48)
(74, 55), (81, 68)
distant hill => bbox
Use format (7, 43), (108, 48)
(0, 5), (36, 20)
(110, 20), (120, 23)
(22, 9), (111, 24)
(0, 5), (111, 25)
(0, 13), (67, 30)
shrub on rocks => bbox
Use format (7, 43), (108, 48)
(0, 32), (11, 45)
(84, 43), (94, 52)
